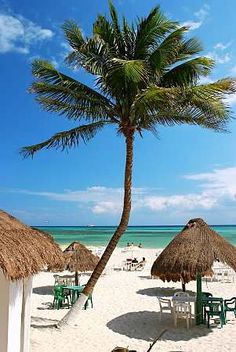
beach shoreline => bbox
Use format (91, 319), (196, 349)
(36, 225), (236, 249)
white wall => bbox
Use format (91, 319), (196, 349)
(0, 271), (32, 352)
(0, 271), (10, 352)
(20, 277), (33, 352)
(8, 279), (23, 352)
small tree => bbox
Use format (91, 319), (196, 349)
(21, 2), (235, 325)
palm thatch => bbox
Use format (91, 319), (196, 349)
(0, 210), (65, 281)
(151, 218), (236, 283)
(63, 241), (99, 272)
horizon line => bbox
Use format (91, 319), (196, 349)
(33, 224), (236, 227)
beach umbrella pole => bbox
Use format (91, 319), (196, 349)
(75, 271), (79, 286)
(196, 274), (203, 325)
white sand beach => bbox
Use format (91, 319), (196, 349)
(30, 248), (236, 352)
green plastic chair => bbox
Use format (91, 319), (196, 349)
(201, 292), (213, 298)
(52, 285), (70, 310)
(203, 297), (225, 328)
(224, 297), (236, 320)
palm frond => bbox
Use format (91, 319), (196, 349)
(66, 38), (111, 75)
(31, 59), (116, 121)
(122, 16), (136, 58)
(110, 58), (149, 83)
(148, 26), (188, 74)
(177, 37), (203, 60)
(108, 0), (125, 56)
(134, 6), (177, 58)
(194, 78), (236, 96)
(95, 58), (150, 103)
(149, 28), (203, 76)
(20, 121), (109, 158)
(23, 1), (236, 161)
(161, 57), (215, 87)
(93, 14), (115, 50)
(62, 21), (85, 50)
(131, 79), (236, 131)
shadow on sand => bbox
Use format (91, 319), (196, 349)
(136, 287), (196, 297)
(33, 285), (54, 295)
(31, 316), (58, 329)
(137, 275), (153, 280)
(107, 311), (212, 342)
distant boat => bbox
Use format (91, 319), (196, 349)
(87, 224), (95, 227)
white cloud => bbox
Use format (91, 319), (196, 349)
(0, 13), (53, 54)
(7, 167), (236, 216)
(182, 20), (202, 31)
(182, 4), (209, 31)
(14, 186), (124, 206)
(230, 65), (236, 74)
(61, 42), (71, 52)
(135, 167), (236, 213)
(194, 4), (210, 21)
(92, 201), (121, 214)
(224, 94), (236, 106)
(184, 167), (236, 197)
(207, 41), (233, 65)
(198, 76), (214, 85)
(214, 42), (232, 50)
(206, 51), (231, 64)
(50, 57), (59, 68)
(141, 193), (217, 211)
(59, 41), (71, 61)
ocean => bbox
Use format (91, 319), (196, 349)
(36, 225), (236, 248)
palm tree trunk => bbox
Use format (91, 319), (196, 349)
(59, 130), (134, 326)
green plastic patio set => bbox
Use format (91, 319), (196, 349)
(202, 294), (236, 328)
(52, 284), (93, 310)
(158, 291), (236, 329)
(51, 241), (99, 310)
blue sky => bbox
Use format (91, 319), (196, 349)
(1, 0), (236, 226)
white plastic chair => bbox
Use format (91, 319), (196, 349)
(173, 301), (192, 329)
(221, 268), (234, 283)
(53, 274), (59, 285)
(157, 297), (173, 321)
(213, 268), (223, 281)
(65, 277), (76, 286)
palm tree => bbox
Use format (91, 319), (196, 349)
(21, 2), (235, 325)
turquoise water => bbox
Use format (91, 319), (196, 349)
(35, 225), (236, 248)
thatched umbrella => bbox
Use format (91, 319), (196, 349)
(63, 242), (99, 285)
(0, 210), (64, 352)
(151, 218), (236, 324)
(0, 210), (64, 280)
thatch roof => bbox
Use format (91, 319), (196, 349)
(63, 241), (99, 272)
(0, 210), (64, 281)
(151, 218), (236, 283)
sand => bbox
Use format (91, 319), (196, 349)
(30, 248), (236, 352)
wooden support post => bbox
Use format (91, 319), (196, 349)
(196, 274), (203, 325)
